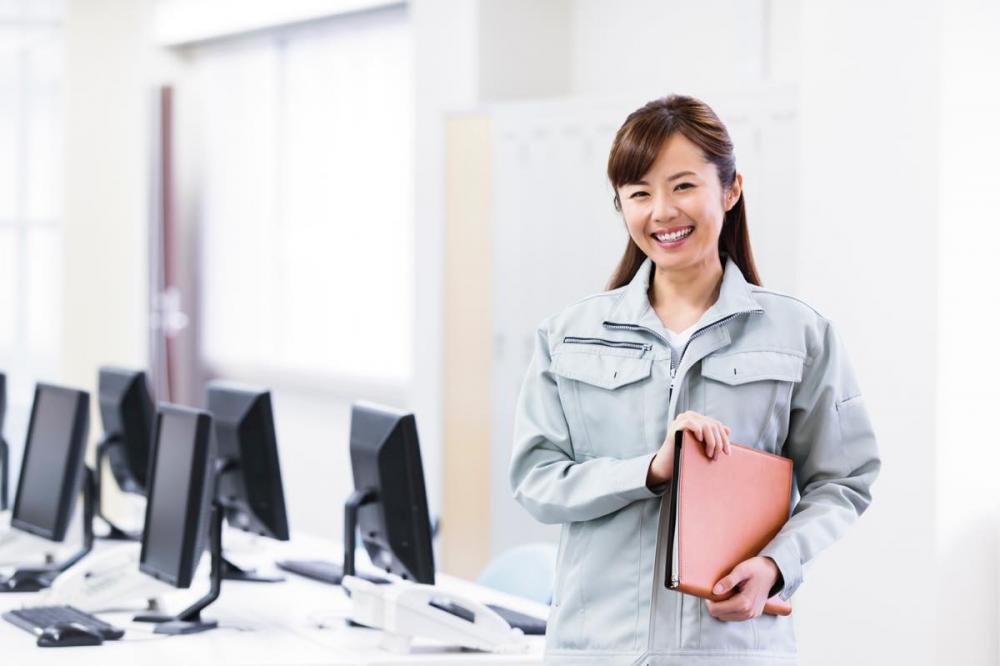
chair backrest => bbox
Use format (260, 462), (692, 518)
(476, 542), (557, 605)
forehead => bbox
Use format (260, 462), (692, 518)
(644, 132), (712, 178)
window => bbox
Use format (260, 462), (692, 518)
(192, 6), (413, 386)
(0, 0), (64, 458)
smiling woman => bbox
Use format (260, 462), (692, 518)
(508, 94), (880, 665)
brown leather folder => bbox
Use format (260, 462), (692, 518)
(665, 430), (793, 616)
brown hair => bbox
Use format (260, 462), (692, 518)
(605, 94), (762, 289)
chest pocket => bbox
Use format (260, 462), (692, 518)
(700, 350), (804, 454)
(549, 340), (654, 459)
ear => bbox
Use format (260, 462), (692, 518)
(724, 173), (743, 212)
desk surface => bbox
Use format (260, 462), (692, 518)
(0, 531), (547, 665)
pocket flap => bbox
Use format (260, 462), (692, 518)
(701, 351), (804, 385)
(550, 352), (653, 390)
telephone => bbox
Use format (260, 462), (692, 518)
(29, 542), (173, 612)
(0, 526), (66, 568)
(343, 575), (530, 654)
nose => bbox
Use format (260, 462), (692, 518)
(651, 190), (679, 224)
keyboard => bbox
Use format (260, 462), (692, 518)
(276, 559), (389, 585)
(3, 605), (125, 640)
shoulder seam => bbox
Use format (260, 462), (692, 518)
(750, 287), (826, 319)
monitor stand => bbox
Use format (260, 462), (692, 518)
(94, 437), (141, 542)
(274, 487), (387, 588)
(133, 502), (223, 635)
(0, 466), (96, 593)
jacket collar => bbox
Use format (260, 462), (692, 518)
(604, 253), (763, 336)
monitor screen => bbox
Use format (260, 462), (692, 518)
(11, 384), (89, 541)
(139, 405), (213, 589)
(98, 368), (154, 494)
(350, 402), (435, 584)
(207, 383), (289, 541)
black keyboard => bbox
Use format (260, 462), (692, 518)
(276, 559), (389, 585)
(3, 605), (125, 640)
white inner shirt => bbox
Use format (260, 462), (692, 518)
(664, 322), (698, 370)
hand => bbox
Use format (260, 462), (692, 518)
(646, 411), (732, 487)
(705, 556), (781, 622)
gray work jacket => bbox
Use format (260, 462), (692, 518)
(509, 255), (881, 665)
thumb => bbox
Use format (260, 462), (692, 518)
(713, 562), (751, 596)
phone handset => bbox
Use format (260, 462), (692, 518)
(343, 575), (529, 654)
(32, 542), (170, 612)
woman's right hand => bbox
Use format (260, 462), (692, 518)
(646, 411), (732, 488)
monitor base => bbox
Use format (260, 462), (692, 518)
(153, 618), (218, 635)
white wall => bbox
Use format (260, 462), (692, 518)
(61, 0), (152, 433)
(936, 0), (1000, 663)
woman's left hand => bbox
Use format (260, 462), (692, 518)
(704, 556), (781, 621)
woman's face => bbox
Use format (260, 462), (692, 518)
(617, 132), (741, 275)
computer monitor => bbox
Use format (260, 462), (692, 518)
(95, 368), (155, 540)
(11, 384), (90, 542)
(97, 368), (154, 496)
(0, 372), (8, 511)
(206, 382), (289, 541)
(139, 404), (214, 589)
(349, 402), (434, 584)
(276, 401), (434, 586)
(136, 403), (223, 635)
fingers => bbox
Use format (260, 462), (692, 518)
(703, 423), (717, 458)
(672, 412), (734, 459)
(713, 562), (750, 597)
(705, 591), (758, 622)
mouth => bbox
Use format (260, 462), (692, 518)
(651, 226), (694, 247)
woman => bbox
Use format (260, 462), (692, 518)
(509, 95), (880, 665)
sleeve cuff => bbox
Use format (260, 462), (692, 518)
(614, 453), (667, 502)
(759, 538), (802, 601)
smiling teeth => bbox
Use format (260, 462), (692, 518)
(655, 227), (693, 242)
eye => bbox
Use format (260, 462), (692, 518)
(675, 182), (695, 191)
(628, 190), (649, 199)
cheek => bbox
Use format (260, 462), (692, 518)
(620, 209), (648, 242)
(683, 197), (725, 233)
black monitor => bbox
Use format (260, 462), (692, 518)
(95, 368), (155, 540)
(0, 372), (8, 511)
(275, 401), (434, 587)
(206, 382), (289, 541)
(139, 404), (214, 589)
(1, 383), (95, 593)
(348, 402), (434, 584)
(135, 403), (222, 635)
(206, 382), (290, 583)
(97, 368), (154, 495)
(11, 384), (90, 542)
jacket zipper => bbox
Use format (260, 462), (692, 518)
(605, 309), (763, 403)
(562, 336), (652, 352)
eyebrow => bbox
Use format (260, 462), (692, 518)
(630, 171), (698, 186)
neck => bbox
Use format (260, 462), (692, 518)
(649, 254), (725, 314)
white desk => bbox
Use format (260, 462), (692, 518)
(0, 532), (547, 664)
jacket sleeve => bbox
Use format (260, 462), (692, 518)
(508, 322), (665, 525)
(759, 317), (881, 600)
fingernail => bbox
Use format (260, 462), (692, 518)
(713, 583), (723, 595)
